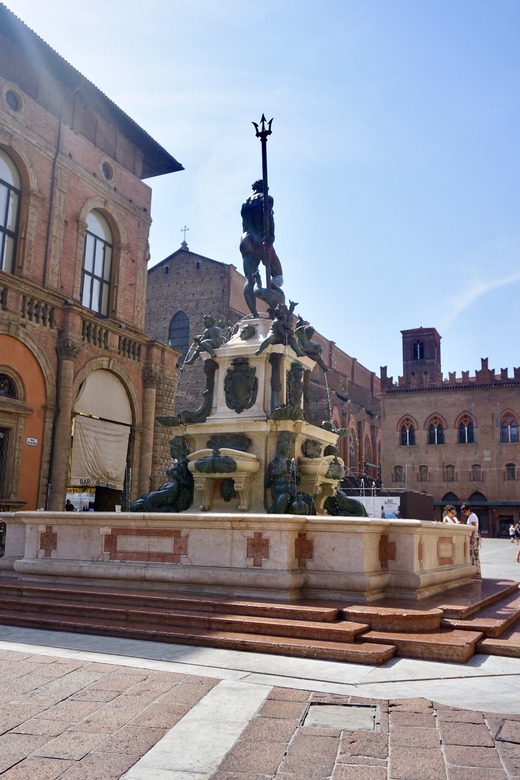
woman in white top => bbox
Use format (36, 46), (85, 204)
(443, 505), (458, 523)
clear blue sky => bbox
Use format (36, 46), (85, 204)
(6, 0), (520, 380)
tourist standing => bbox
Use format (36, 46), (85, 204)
(443, 505), (458, 523)
(461, 503), (481, 579)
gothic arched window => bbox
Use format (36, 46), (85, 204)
(458, 414), (475, 444)
(168, 311), (190, 362)
(501, 413), (519, 444)
(428, 422), (444, 445)
(400, 424), (415, 446)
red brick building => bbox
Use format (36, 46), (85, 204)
(0, 5), (182, 511)
(145, 243), (382, 487)
(380, 327), (520, 536)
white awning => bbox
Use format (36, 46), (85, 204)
(74, 370), (132, 424)
(70, 415), (130, 490)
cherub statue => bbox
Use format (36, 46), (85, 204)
(184, 315), (223, 364)
(255, 301), (304, 357)
(295, 316), (328, 372)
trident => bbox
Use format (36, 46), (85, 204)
(252, 114), (273, 289)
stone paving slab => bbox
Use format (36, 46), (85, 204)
(1, 644), (520, 778)
(0, 647), (220, 778)
(209, 691), (520, 779)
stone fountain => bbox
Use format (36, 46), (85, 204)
(0, 117), (475, 601)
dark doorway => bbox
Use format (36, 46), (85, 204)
(94, 486), (123, 511)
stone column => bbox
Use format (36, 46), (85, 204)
(48, 338), (81, 510)
(138, 368), (159, 496)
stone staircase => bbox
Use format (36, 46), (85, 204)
(0, 578), (519, 665)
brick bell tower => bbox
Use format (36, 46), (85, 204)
(401, 327), (442, 387)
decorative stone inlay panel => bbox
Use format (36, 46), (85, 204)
(246, 531), (269, 567)
(379, 534), (396, 568)
(437, 536), (454, 566)
(418, 538), (424, 568)
(39, 525), (57, 558)
(103, 527), (188, 563)
(295, 532), (313, 567)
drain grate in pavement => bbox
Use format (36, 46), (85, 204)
(302, 703), (378, 731)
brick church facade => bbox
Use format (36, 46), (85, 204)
(380, 327), (520, 536)
(0, 4), (181, 511)
(145, 243), (382, 488)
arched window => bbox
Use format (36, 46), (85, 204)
(168, 311), (190, 362)
(0, 149), (21, 274)
(418, 465), (429, 482)
(505, 463), (517, 481)
(501, 413), (519, 444)
(458, 414), (475, 444)
(400, 423), (415, 446)
(394, 465), (404, 483)
(413, 341), (424, 360)
(471, 464), (482, 482)
(0, 374), (17, 399)
(428, 422), (444, 445)
(445, 465), (456, 482)
(81, 210), (113, 316)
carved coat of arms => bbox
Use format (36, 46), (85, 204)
(224, 357), (258, 413)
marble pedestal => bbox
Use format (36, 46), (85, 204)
(0, 511), (475, 602)
(178, 316), (342, 515)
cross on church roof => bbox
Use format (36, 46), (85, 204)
(181, 225), (189, 250)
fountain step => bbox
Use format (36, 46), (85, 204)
(1, 578), (519, 664)
(476, 620), (520, 657)
(0, 595), (367, 642)
(364, 628), (484, 663)
(348, 579), (519, 620)
(342, 605), (443, 632)
(434, 579), (519, 619)
(0, 582), (340, 622)
(0, 608), (395, 665)
(441, 589), (520, 637)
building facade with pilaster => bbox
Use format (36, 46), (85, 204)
(0, 4), (182, 511)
